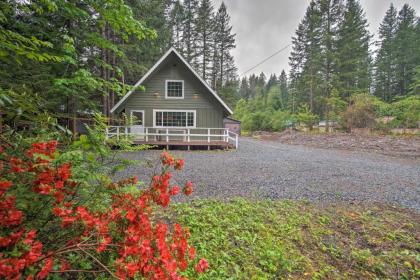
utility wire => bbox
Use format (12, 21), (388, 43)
(239, 43), (292, 77)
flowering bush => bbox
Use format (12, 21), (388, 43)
(0, 141), (207, 279)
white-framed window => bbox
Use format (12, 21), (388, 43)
(153, 109), (196, 128)
(165, 80), (184, 99)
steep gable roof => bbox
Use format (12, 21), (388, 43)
(110, 47), (233, 114)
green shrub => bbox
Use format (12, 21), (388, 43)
(296, 105), (319, 130)
(390, 96), (420, 128)
(271, 110), (295, 131)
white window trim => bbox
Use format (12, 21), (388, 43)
(130, 110), (145, 126)
(165, 80), (184, 99)
(153, 109), (196, 128)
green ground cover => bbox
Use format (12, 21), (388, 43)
(166, 199), (419, 280)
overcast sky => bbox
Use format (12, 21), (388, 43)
(213, 0), (420, 77)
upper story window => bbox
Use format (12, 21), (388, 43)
(166, 80), (184, 99)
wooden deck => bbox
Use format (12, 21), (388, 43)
(106, 126), (239, 149)
(133, 140), (234, 149)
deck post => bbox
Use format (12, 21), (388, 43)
(235, 134), (238, 149)
(207, 129), (210, 143)
(166, 128), (169, 143)
(187, 128), (190, 142)
(124, 126), (128, 139)
(105, 127), (109, 140)
(117, 127), (120, 140)
(145, 128), (148, 142)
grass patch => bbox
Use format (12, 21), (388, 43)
(166, 199), (420, 279)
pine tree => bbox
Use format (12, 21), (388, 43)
(248, 74), (258, 99)
(289, 1), (323, 113)
(182, 0), (199, 64)
(335, 0), (371, 99)
(196, 0), (215, 81)
(374, 3), (398, 102)
(279, 70), (289, 109)
(319, 0), (343, 109)
(289, 19), (307, 112)
(394, 4), (417, 96)
(266, 74), (278, 92)
(212, 2), (236, 90)
(239, 77), (251, 99)
(168, 0), (185, 51)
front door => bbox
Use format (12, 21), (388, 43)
(130, 110), (145, 140)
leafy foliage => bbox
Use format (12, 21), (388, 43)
(0, 137), (208, 279)
(170, 199), (419, 279)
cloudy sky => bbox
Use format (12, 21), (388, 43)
(213, 0), (420, 77)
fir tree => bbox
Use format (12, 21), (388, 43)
(212, 2), (236, 90)
(335, 0), (371, 99)
(319, 0), (343, 108)
(374, 3), (398, 102)
(279, 70), (289, 109)
(168, 0), (185, 51)
(196, 0), (215, 81)
(394, 4), (417, 96)
(289, 1), (323, 113)
(182, 0), (199, 64)
(266, 74), (278, 92)
(239, 77), (251, 99)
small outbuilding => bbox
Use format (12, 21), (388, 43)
(223, 117), (241, 135)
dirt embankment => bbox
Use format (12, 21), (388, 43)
(252, 130), (420, 159)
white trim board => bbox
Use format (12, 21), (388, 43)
(110, 47), (233, 115)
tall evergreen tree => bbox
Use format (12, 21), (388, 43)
(374, 3), (398, 102)
(182, 0), (199, 64)
(319, 0), (343, 108)
(335, 0), (371, 99)
(289, 1), (323, 113)
(212, 2), (236, 90)
(196, 0), (215, 81)
(168, 0), (185, 51)
(266, 74), (278, 92)
(279, 70), (289, 108)
(239, 77), (251, 99)
(394, 4), (418, 97)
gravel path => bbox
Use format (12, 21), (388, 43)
(118, 137), (420, 210)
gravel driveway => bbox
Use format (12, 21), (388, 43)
(119, 137), (420, 210)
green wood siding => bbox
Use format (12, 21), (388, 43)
(120, 54), (225, 128)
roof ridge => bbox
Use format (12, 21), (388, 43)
(110, 47), (233, 115)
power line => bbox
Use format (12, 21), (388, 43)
(239, 43), (292, 77)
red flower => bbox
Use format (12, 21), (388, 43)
(57, 163), (71, 181)
(7, 210), (23, 225)
(174, 159), (184, 170)
(0, 180), (12, 194)
(188, 246), (196, 260)
(161, 152), (174, 166)
(37, 258), (53, 279)
(183, 181), (193, 196)
(169, 185), (180, 196)
(126, 209), (136, 222)
(195, 259), (209, 273)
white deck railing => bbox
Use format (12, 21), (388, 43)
(106, 127), (239, 149)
